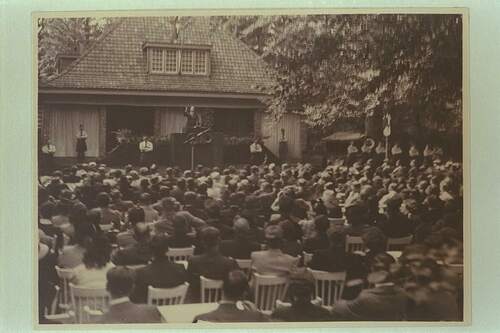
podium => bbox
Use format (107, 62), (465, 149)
(169, 132), (224, 169)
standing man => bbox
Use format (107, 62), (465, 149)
(41, 139), (56, 174)
(184, 106), (200, 136)
(139, 136), (154, 167)
(249, 137), (263, 166)
(76, 124), (88, 163)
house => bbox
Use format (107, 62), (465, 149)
(38, 16), (306, 163)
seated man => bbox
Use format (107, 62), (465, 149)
(111, 223), (152, 266)
(220, 217), (260, 259)
(330, 253), (409, 321)
(251, 225), (299, 277)
(97, 266), (162, 323)
(193, 270), (268, 323)
(271, 278), (333, 322)
(91, 192), (121, 229)
(130, 235), (188, 304)
(116, 207), (144, 248)
(139, 193), (159, 223)
(187, 227), (239, 301)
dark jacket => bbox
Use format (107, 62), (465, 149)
(187, 252), (239, 301)
(376, 212), (413, 238)
(193, 302), (268, 322)
(302, 235), (330, 254)
(330, 284), (409, 321)
(271, 302), (333, 322)
(98, 301), (162, 323)
(111, 242), (153, 266)
(220, 237), (260, 259)
(130, 258), (188, 304)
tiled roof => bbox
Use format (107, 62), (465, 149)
(40, 17), (275, 96)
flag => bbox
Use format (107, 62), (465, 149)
(383, 113), (391, 137)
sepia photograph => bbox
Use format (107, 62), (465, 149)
(35, 10), (467, 326)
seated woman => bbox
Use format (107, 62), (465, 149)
(72, 234), (114, 288)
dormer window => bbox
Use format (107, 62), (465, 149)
(144, 43), (210, 76)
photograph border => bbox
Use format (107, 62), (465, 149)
(31, 6), (470, 330)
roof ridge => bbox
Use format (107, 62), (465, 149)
(41, 18), (126, 84)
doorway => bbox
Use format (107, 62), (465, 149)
(106, 106), (155, 152)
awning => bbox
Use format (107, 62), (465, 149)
(322, 131), (365, 142)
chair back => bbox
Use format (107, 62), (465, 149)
(83, 306), (103, 323)
(69, 283), (110, 324)
(55, 266), (75, 310)
(166, 246), (195, 262)
(147, 282), (189, 306)
(302, 251), (313, 266)
(386, 235), (413, 251)
(345, 235), (365, 253)
(308, 269), (346, 308)
(235, 259), (252, 276)
(200, 276), (223, 303)
(253, 273), (289, 314)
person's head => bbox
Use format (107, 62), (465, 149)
(288, 278), (315, 306)
(106, 266), (136, 299)
(189, 106), (195, 116)
(172, 212), (190, 236)
(200, 227), (221, 252)
(150, 234), (170, 260)
(79, 124), (84, 130)
(161, 197), (179, 213)
(139, 193), (152, 206)
(133, 222), (150, 243)
(222, 270), (249, 301)
(142, 136), (148, 141)
(96, 192), (111, 208)
(82, 235), (112, 269)
(367, 253), (394, 285)
(233, 217), (250, 237)
(345, 204), (366, 227)
(39, 201), (56, 220)
(264, 224), (284, 249)
(128, 207), (145, 226)
(278, 194), (294, 216)
(362, 227), (387, 254)
(73, 221), (95, 246)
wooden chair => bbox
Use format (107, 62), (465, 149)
(235, 259), (252, 276)
(55, 266), (75, 311)
(147, 282), (189, 306)
(253, 273), (289, 314)
(308, 269), (346, 309)
(386, 235), (413, 251)
(166, 246), (195, 262)
(69, 283), (110, 324)
(302, 251), (313, 266)
(200, 276), (223, 303)
(83, 306), (103, 323)
(345, 235), (365, 253)
(45, 311), (75, 324)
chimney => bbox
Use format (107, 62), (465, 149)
(55, 54), (79, 74)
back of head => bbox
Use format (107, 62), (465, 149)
(361, 227), (387, 253)
(106, 266), (135, 298)
(96, 192), (111, 208)
(222, 270), (249, 301)
(128, 207), (145, 226)
(139, 193), (152, 206)
(288, 278), (314, 306)
(150, 234), (170, 259)
(161, 197), (179, 213)
(200, 226), (221, 250)
(83, 234), (112, 269)
(40, 201), (56, 220)
(133, 222), (150, 243)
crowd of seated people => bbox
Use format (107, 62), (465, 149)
(38, 143), (463, 323)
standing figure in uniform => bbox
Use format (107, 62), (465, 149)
(249, 137), (263, 166)
(139, 136), (154, 167)
(184, 106), (201, 137)
(41, 139), (56, 174)
(76, 124), (88, 163)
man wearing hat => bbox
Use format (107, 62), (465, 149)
(250, 225), (299, 277)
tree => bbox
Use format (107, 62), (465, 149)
(38, 17), (117, 79)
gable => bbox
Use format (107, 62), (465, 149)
(40, 17), (274, 96)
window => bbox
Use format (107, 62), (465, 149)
(147, 45), (209, 75)
(164, 49), (177, 73)
(194, 50), (207, 75)
(150, 48), (164, 72)
(180, 50), (193, 73)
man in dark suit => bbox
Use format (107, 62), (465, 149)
(98, 267), (162, 323)
(130, 235), (188, 304)
(330, 253), (409, 321)
(193, 270), (268, 322)
(220, 217), (260, 259)
(112, 223), (152, 266)
(187, 227), (239, 302)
